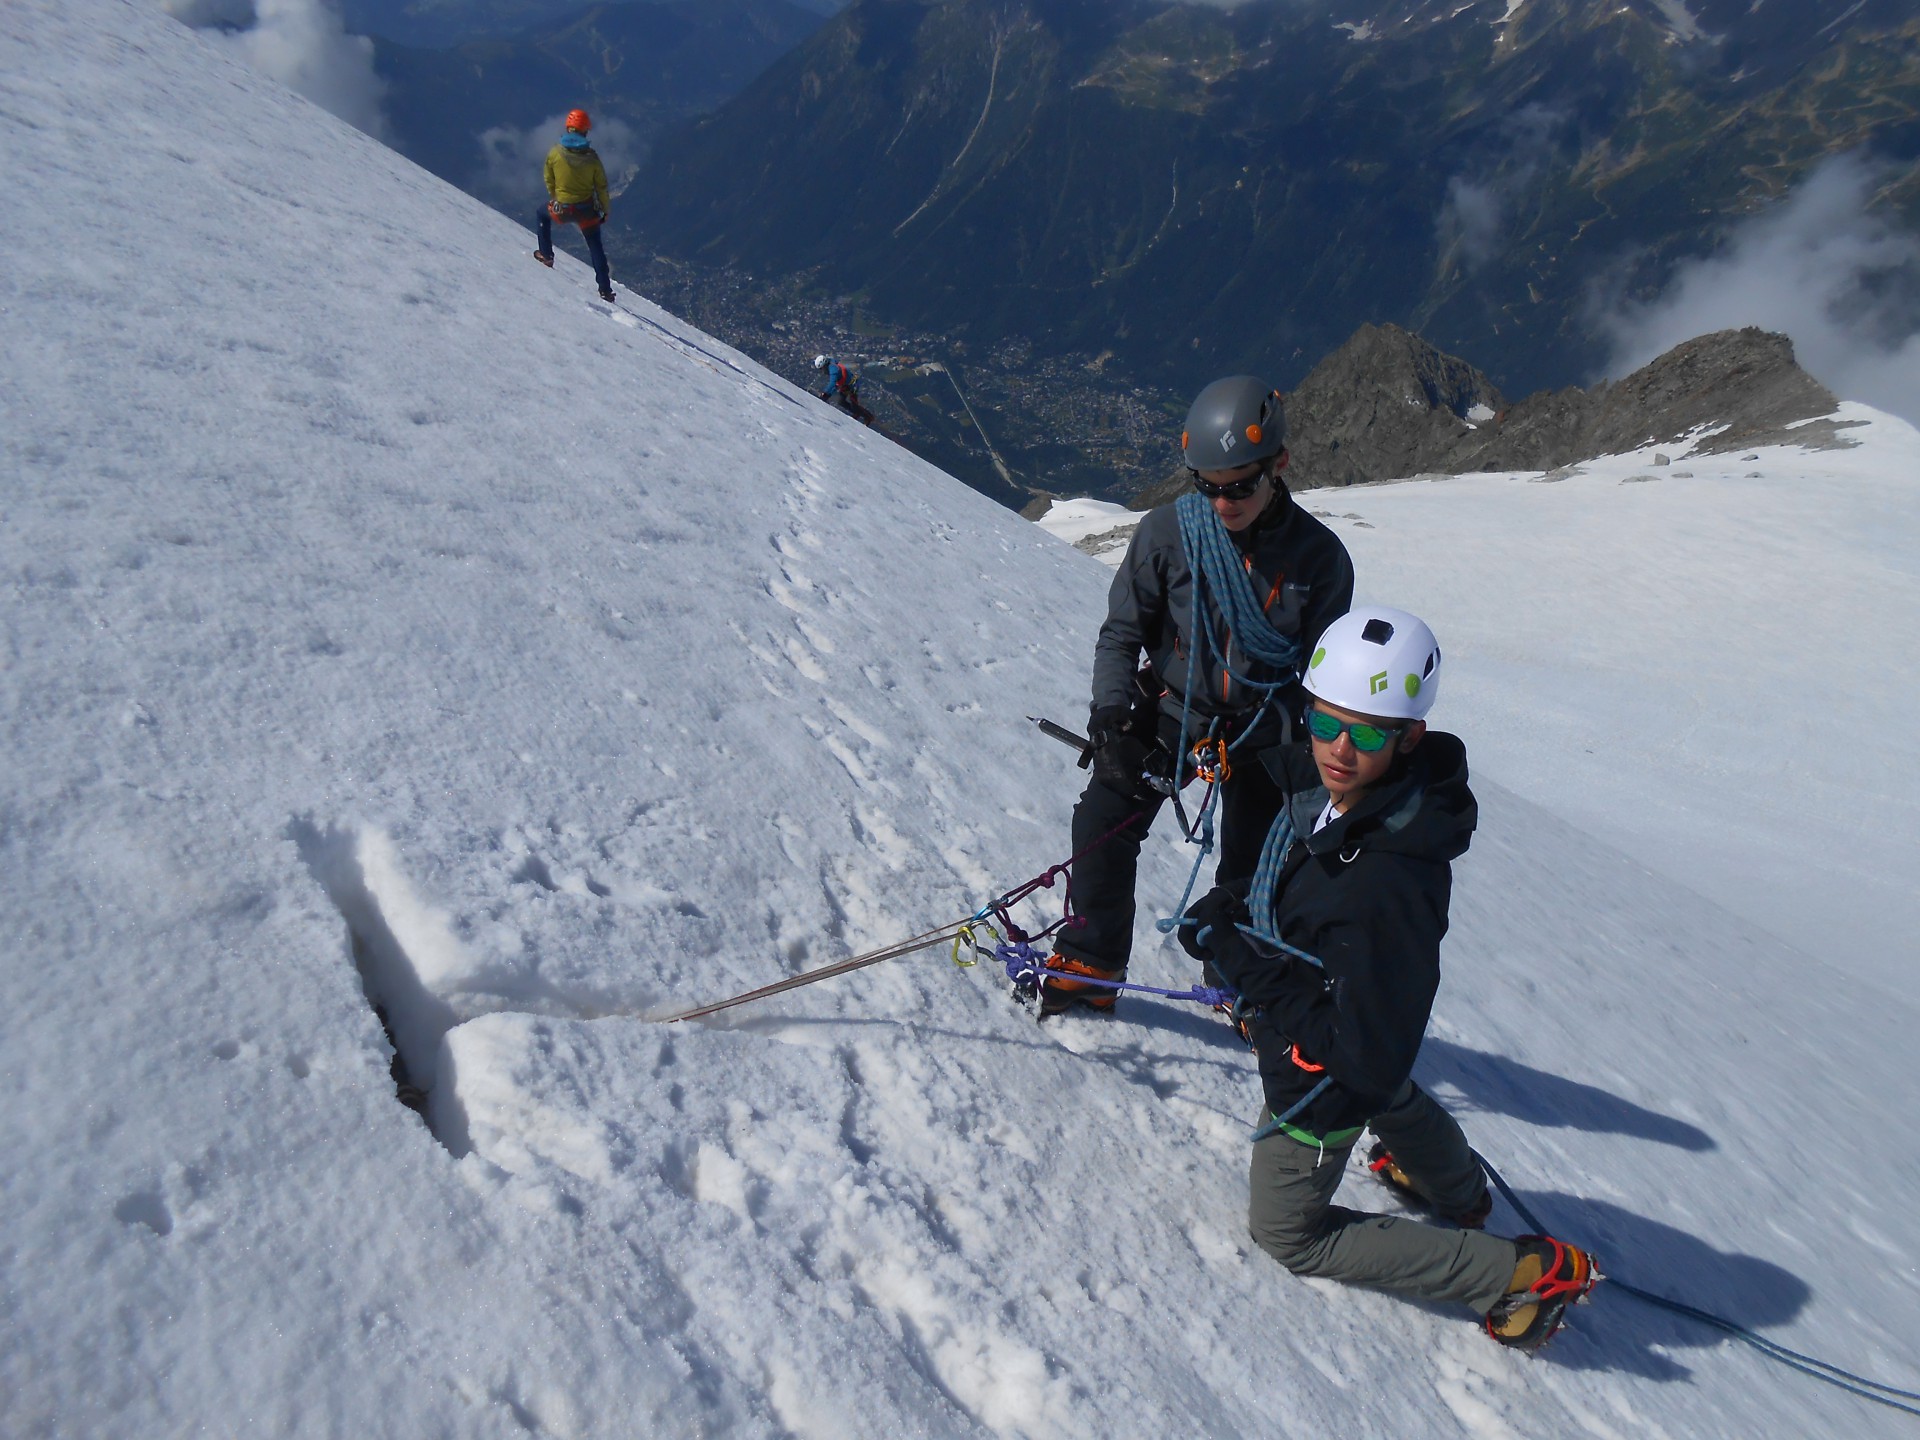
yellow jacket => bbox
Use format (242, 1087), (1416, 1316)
(544, 144), (609, 213)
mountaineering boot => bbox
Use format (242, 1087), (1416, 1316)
(1366, 1141), (1492, 1228)
(533, 250), (554, 267)
(1485, 1235), (1600, 1352)
(598, 285), (617, 302)
(1038, 955), (1121, 1018)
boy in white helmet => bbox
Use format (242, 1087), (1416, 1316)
(1182, 606), (1599, 1351)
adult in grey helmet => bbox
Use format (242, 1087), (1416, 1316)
(1040, 376), (1353, 1017)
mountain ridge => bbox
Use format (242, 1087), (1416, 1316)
(1125, 322), (1839, 507)
(631, 0), (1920, 397)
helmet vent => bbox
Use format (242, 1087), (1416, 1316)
(1361, 618), (1396, 646)
(1422, 650), (1439, 678)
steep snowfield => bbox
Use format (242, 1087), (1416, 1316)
(3, 3), (1918, 1437)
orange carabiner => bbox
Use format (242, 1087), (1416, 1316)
(1190, 735), (1232, 785)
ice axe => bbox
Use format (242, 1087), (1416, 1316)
(1027, 715), (1175, 795)
(1027, 715), (1094, 767)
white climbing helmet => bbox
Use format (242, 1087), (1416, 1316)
(812, 354), (829, 371)
(1303, 606), (1443, 721)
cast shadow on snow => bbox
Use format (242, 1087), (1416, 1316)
(1478, 1190), (1812, 1383)
(1415, 1038), (1715, 1152)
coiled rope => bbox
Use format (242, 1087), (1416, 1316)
(1153, 491), (1305, 933)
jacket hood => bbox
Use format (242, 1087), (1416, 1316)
(1262, 730), (1476, 865)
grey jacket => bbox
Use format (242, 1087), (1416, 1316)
(1092, 487), (1354, 727)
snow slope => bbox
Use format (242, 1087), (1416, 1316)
(4, 3), (1919, 1437)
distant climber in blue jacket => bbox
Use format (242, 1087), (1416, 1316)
(812, 355), (875, 426)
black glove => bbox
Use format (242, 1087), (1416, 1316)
(1178, 885), (1242, 962)
(1183, 886), (1312, 1004)
(1089, 705), (1153, 798)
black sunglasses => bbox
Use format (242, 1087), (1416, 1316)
(1188, 466), (1267, 501)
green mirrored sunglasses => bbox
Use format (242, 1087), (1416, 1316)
(1307, 709), (1403, 753)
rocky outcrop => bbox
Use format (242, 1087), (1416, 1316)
(1128, 324), (1841, 508)
(1467, 328), (1840, 471)
(1130, 323), (1508, 507)
(1283, 324), (1507, 489)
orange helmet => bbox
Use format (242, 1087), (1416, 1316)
(564, 108), (592, 134)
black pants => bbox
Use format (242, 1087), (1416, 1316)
(1053, 706), (1287, 975)
(832, 390), (875, 426)
(536, 207), (611, 293)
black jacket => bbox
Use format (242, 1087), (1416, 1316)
(1091, 486), (1354, 728)
(1190, 732), (1477, 1143)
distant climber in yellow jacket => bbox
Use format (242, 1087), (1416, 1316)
(532, 109), (614, 302)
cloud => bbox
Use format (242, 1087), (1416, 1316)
(1437, 105), (1567, 272)
(471, 114), (642, 214)
(1595, 153), (1920, 426)
(160, 0), (386, 139)
(1440, 178), (1503, 269)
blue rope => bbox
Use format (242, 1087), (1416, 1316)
(1475, 1153), (1920, 1417)
(1154, 772), (1220, 934)
(1174, 490), (1306, 679)
(1248, 1077), (1336, 1142)
(1233, 806), (1327, 968)
(1170, 492), (1302, 789)
(1155, 492), (1307, 937)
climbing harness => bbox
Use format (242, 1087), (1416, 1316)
(547, 199), (604, 229)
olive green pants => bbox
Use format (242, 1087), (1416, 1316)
(1247, 1081), (1517, 1315)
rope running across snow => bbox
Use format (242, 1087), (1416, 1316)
(1476, 1154), (1920, 1418)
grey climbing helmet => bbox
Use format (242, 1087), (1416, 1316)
(1180, 375), (1287, 471)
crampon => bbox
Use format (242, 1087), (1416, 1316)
(1485, 1234), (1602, 1352)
